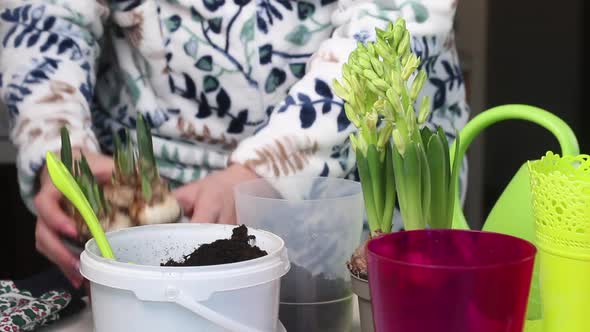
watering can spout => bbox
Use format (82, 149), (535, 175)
(451, 202), (470, 230)
(484, 165), (535, 242)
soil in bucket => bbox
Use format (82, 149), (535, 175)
(161, 225), (268, 266)
(279, 263), (352, 332)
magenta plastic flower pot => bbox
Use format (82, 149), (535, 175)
(367, 230), (536, 332)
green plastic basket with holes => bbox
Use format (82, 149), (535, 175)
(528, 152), (590, 332)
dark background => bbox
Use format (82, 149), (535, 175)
(1, 165), (51, 279)
(483, 0), (586, 215)
(1, 0), (587, 279)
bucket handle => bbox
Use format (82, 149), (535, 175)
(174, 290), (283, 332)
(450, 104), (580, 230)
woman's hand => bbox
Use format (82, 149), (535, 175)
(173, 164), (259, 224)
(34, 150), (113, 288)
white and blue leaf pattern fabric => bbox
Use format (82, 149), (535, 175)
(0, 0), (469, 231)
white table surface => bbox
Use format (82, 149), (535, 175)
(39, 297), (362, 332)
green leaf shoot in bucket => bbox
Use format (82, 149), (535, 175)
(46, 151), (115, 259)
(334, 18), (461, 277)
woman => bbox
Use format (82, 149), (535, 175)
(0, 0), (469, 287)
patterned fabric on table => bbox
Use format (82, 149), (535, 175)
(0, 280), (70, 331)
(0, 267), (86, 332)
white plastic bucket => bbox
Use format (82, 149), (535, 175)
(80, 224), (290, 332)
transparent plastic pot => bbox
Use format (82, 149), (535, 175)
(235, 177), (364, 332)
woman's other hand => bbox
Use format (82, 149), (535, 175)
(173, 164), (259, 224)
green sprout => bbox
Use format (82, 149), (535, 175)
(60, 128), (110, 219)
(113, 129), (135, 184)
(136, 114), (159, 202)
(111, 114), (159, 203)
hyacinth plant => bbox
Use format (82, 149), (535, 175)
(334, 19), (461, 277)
(61, 114), (181, 242)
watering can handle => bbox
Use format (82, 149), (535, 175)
(450, 104), (579, 230)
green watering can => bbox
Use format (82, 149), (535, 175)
(450, 104), (580, 322)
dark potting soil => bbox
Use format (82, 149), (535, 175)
(160, 225), (267, 267)
(280, 263), (352, 332)
(279, 298), (353, 332)
(280, 263), (350, 303)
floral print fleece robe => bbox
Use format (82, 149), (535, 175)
(0, 0), (469, 212)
